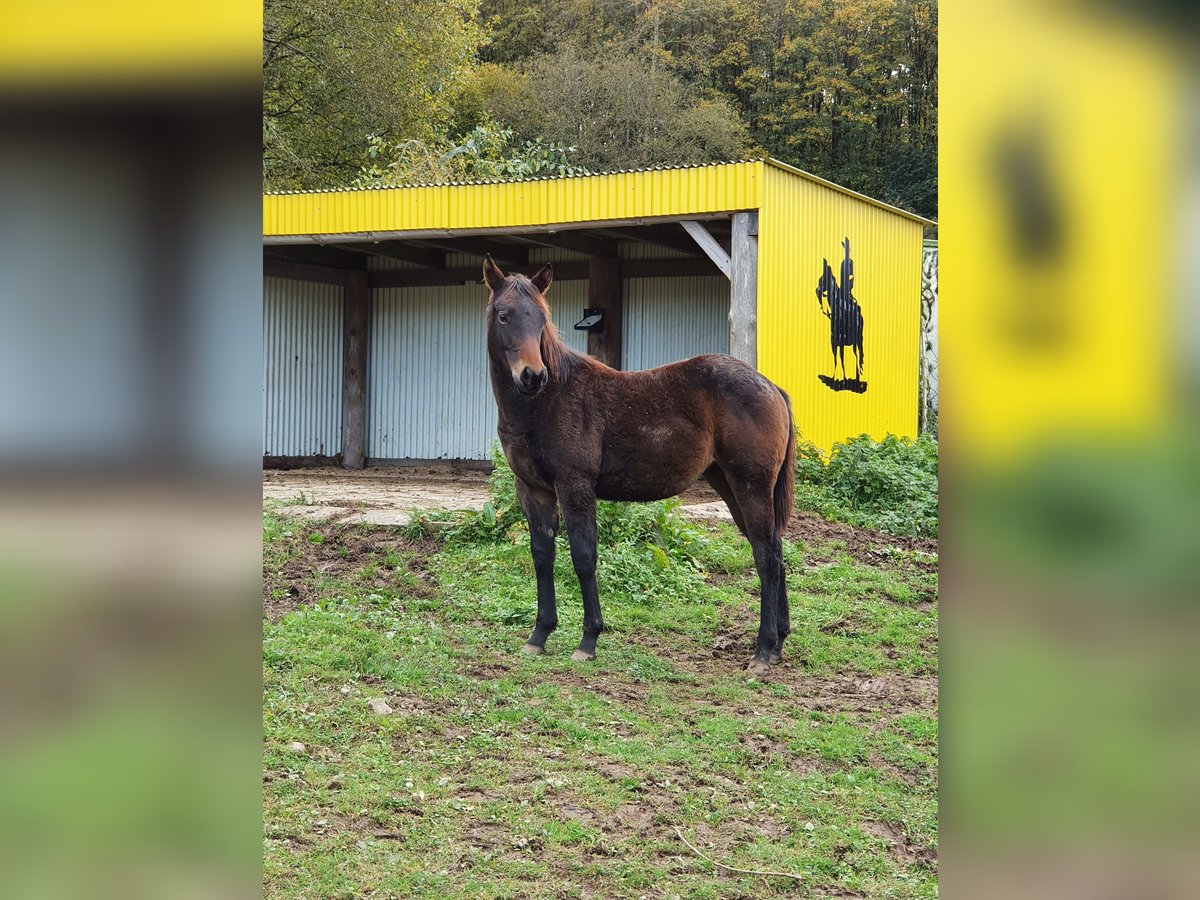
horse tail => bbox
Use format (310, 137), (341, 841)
(773, 387), (796, 533)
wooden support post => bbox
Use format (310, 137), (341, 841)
(586, 255), (623, 369)
(341, 270), (369, 469)
(729, 211), (758, 367)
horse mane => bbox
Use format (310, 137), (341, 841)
(505, 276), (583, 384)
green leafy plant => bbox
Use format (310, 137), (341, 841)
(795, 433), (938, 538)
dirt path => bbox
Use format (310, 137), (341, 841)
(263, 467), (730, 527)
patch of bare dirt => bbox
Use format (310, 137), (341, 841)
(862, 820), (938, 870)
(594, 761), (637, 780)
(676, 482), (722, 505)
(264, 466), (492, 527)
(785, 510), (937, 564)
(263, 519), (438, 621)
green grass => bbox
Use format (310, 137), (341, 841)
(263, 511), (937, 898)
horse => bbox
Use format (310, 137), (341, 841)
(816, 244), (864, 383)
(482, 254), (797, 676)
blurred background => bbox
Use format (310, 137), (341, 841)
(0, 3), (262, 898)
(0, 0), (1197, 897)
(942, 0), (1200, 897)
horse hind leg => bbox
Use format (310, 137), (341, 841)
(705, 466), (790, 665)
(725, 479), (786, 676)
(703, 464), (748, 536)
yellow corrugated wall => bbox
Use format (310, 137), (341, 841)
(263, 163), (761, 236)
(757, 165), (924, 453)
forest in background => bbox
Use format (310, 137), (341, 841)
(264, 0), (937, 218)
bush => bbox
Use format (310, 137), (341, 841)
(795, 433), (938, 538)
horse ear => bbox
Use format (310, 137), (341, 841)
(530, 263), (553, 295)
(483, 254), (506, 292)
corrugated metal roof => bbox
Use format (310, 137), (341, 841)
(263, 159), (752, 195)
(262, 158), (932, 237)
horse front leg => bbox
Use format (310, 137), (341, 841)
(516, 477), (560, 655)
(558, 484), (603, 662)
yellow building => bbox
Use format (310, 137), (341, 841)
(263, 159), (931, 466)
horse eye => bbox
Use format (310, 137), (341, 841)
(498, 313), (509, 325)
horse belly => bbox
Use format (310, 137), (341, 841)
(595, 422), (710, 501)
(595, 473), (696, 502)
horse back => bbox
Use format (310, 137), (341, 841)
(588, 354), (789, 501)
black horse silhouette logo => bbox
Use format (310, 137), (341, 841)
(815, 237), (866, 393)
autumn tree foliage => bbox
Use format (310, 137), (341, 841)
(263, 0), (937, 218)
(263, 0), (484, 189)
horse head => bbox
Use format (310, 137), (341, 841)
(483, 255), (558, 396)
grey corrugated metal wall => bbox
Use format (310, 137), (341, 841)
(263, 277), (343, 456)
(366, 276), (588, 461)
(623, 275), (729, 371)
(368, 285), (490, 460)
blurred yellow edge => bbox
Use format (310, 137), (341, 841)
(942, 1), (1179, 465)
(0, 3), (259, 81)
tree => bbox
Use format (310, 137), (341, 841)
(263, 0), (483, 190)
(475, 0), (937, 217)
(264, 0), (937, 217)
(470, 45), (751, 172)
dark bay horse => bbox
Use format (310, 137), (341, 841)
(482, 255), (796, 675)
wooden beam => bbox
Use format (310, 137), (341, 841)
(264, 258), (353, 286)
(729, 211), (758, 367)
(370, 262), (584, 289)
(341, 270), (369, 469)
(333, 241), (445, 269)
(262, 212), (729, 245)
(265, 244), (366, 269)
(509, 232), (617, 258)
(586, 256), (623, 369)
(680, 220), (732, 279)
(368, 257), (720, 288)
(596, 225), (708, 257)
(421, 237), (528, 266)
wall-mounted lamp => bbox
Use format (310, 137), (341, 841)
(574, 308), (604, 332)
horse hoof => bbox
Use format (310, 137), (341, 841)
(521, 643), (544, 656)
(746, 658), (771, 678)
(570, 649), (595, 663)
(769, 652), (782, 666)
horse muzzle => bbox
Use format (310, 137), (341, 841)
(516, 365), (549, 396)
